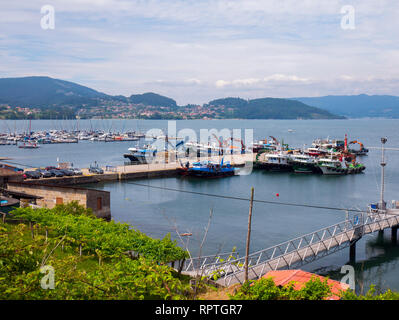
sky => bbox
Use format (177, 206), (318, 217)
(1, 0), (399, 105)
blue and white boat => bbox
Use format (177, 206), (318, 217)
(178, 159), (236, 178)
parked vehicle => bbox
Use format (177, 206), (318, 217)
(89, 167), (104, 174)
(71, 168), (83, 175)
(48, 169), (64, 177)
(35, 169), (52, 178)
(59, 169), (75, 176)
(24, 171), (41, 179)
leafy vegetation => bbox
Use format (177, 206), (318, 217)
(0, 223), (191, 299)
(230, 277), (335, 300)
(229, 276), (399, 300)
(9, 202), (188, 263)
(341, 286), (399, 300)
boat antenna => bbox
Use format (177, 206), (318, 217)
(380, 137), (387, 210)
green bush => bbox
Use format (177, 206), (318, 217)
(0, 220), (191, 300)
(230, 276), (333, 300)
(10, 203), (188, 263)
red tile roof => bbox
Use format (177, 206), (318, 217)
(263, 270), (350, 300)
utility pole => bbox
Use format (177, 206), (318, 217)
(380, 137), (387, 210)
(244, 187), (255, 282)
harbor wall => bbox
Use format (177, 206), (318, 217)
(24, 173), (120, 186)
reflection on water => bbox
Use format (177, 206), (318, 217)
(324, 233), (399, 294)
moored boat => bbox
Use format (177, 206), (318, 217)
(255, 152), (292, 171)
(18, 142), (39, 149)
(178, 160), (236, 178)
(123, 145), (157, 164)
(316, 158), (348, 175)
(346, 162), (366, 174)
(289, 154), (317, 173)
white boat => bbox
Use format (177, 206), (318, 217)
(18, 142), (39, 149)
(316, 158), (347, 175)
(185, 142), (222, 157)
(256, 152), (292, 171)
(312, 138), (344, 150)
(123, 145), (158, 164)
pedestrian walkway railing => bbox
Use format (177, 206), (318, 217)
(184, 210), (399, 286)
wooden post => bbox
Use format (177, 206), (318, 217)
(244, 187), (255, 283)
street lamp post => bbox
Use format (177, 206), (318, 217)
(380, 137), (387, 210)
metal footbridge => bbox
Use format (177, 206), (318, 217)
(182, 208), (399, 287)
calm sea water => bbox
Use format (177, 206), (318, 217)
(2, 119), (399, 293)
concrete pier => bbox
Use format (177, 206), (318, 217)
(24, 153), (255, 186)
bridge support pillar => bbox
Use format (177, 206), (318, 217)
(349, 242), (356, 262)
(392, 226), (398, 244)
(377, 230), (384, 242)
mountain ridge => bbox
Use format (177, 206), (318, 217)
(0, 76), (343, 119)
(291, 94), (399, 118)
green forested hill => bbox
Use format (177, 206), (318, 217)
(207, 97), (344, 119)
(129, 92), (177, 108)
(292, 94), (399, 118)
(0, 76), (109, 108)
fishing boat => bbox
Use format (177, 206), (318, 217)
(346, 162), (366, 174)
(178, 160), (236, 178)
(185, 142), (221, 157)
(316, 158), (348, 175)
(312, 138), (345, 152)
(250, 138), (279, 153)
(288, 154), (316, 173)
(255, 152), (292, 171)
(304, 147), (328, 157)
(348, 140), (369, 156)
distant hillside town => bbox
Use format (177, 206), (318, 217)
(3, 76), (399, 119)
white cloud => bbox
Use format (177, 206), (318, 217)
(1, 1), (399, 104)
(215, 75), (311, 88)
